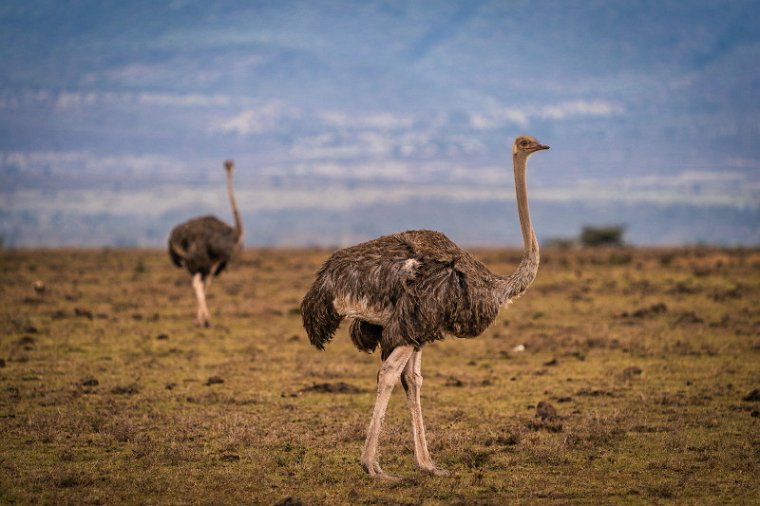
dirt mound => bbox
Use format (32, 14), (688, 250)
(632, 303), (667, 318)
(299, 382), (366, 394)
(536, 401), (559, 420)
(79, 376), (99, 387)
(205, 376), (225, 386)
(275, 497), (302, 506)
(111, 384), (139, 395)
(74, 307), (93, 319)
(620, 366), (643, 381)
(526, 401), (563, 432)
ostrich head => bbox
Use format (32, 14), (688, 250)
(224, 160), (235, 172)
(513, 136), (550, 157)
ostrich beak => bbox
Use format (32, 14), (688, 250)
(534, 144), (550, 151)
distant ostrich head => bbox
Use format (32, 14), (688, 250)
(513, 136), (550, 157)
(224, 160), (235, 172)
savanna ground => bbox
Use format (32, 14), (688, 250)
(0, 246), (758, 505)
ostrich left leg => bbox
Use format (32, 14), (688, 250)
(361, 345), (415, 479)
(192, 273), (211, 327)
(401, 349), (448, 475)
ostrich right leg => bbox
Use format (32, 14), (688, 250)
(192, 273), (211, 327)
(361, 345), (415, 479)
(401, 349), (448, 475)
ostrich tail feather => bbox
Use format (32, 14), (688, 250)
(168, 237), (188, 268)
(301, 282), (342, 350)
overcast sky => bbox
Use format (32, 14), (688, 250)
(1, 0), (758, 246)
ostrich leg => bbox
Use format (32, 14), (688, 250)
(401, 350), (448, 475)
(192, 273), (211, 327)
(360, 345), (415, 479)
(203, 274), (213, 319)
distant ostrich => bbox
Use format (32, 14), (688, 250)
(168, 160), (243, 327)
(301, 136), (549, 478)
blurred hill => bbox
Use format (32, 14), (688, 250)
(1, 1), (758, 246)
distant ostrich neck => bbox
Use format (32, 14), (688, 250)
(227, 168), (243, 242)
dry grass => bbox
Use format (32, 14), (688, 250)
(0, 246), (759, 504)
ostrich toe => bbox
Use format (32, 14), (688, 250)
(362, 461), (399, 480)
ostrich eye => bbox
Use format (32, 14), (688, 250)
(520, 140), (528, 147)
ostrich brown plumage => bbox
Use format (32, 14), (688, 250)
(168, 160), (243, 327)
(301, 136), (549, 479)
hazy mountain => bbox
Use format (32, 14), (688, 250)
(1, 0), (758, 246)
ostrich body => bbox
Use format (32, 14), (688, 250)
(168, 160), (243, 327)
(301, 136), (549, 478)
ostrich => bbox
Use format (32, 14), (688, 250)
(301, 135), (549, 479)
(168, 160), (243, 327)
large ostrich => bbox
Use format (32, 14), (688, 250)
(301, 136), (549, 478)
(168, 160), (243, 327)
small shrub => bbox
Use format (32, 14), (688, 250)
(461, 448), (492, 469)
(581, 225), (626, 247)
(134, 259), (148, 274)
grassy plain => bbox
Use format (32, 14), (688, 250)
(0, 246), (758, 505)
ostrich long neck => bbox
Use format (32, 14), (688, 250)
(227, 170), (243, 243)
(498, 152), (539, 303)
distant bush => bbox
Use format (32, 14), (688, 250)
(580, 225), (625, 247)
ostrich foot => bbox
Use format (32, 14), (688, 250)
(196, 319), (211, 328)
(361, 461), (399, 481)
(420, 465), (449, 476)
